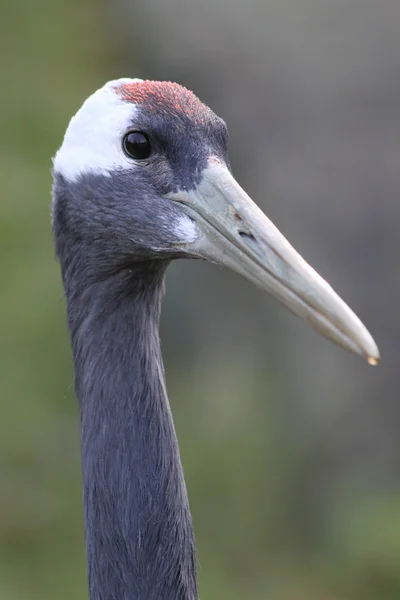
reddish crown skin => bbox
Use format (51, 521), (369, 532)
(114, 80), (214, 126)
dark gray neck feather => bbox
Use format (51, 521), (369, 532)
(65, 263), (197, 600)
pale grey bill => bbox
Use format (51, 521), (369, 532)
(167, 163), (380, 365)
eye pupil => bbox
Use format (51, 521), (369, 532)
(123, 131), (151, 159)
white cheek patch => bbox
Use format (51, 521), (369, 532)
(173, 216), (199, 243)
(53, 78), (143, 183)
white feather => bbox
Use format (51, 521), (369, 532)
(173, 217), (198, 243)
(53, 78), (143, 182)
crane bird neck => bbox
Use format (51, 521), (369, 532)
(64, 264), (198, 600)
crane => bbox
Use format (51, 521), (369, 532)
(52, 78), (379, 600)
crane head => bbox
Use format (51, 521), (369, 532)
(52, 78), (379, 365)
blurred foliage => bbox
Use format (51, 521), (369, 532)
(0, 0), (399, 599)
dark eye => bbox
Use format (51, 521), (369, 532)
(122, 131), (151, 160)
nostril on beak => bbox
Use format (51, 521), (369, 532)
(238, 231), (256, 243)
(238, 230), (263, 259)
(235, 212), (257, 244)
(235, 214), (257, 244)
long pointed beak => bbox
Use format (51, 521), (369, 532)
(168, 162), (379, 364)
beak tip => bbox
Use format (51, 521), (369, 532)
(362, 335), (380, 366)
(367, 352), (380, 367)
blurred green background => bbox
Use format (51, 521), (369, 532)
(1, 1), (399, 598)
